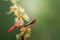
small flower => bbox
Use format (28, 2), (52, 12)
(19, 7), (25, 13)
(16, 34), (21, 40)
(16, 13), (22, 18)
(23, 13), (30, 21)
(10, 4), (18, 13)
(20, 27), (26, 32)
(27, 28), (31, 33)
(16, 19), (24, 26)
(15, 19), (24, 27)
(19, 19), (24, 26)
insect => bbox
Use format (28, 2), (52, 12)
(8, 18), (36, 32)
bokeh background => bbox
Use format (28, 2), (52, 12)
(0, 0), (60, 40)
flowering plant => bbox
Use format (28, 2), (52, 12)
(7, 0), (36, 40)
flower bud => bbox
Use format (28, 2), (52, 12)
(19, 19), (24, 26)
(10, 4), (18, 13)
(23, 13), (30, 21)
(20, 7), (25, 13)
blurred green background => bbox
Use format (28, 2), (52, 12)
(0, 0), (60, 40)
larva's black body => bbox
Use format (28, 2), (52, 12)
(22, 18), (36, 27)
